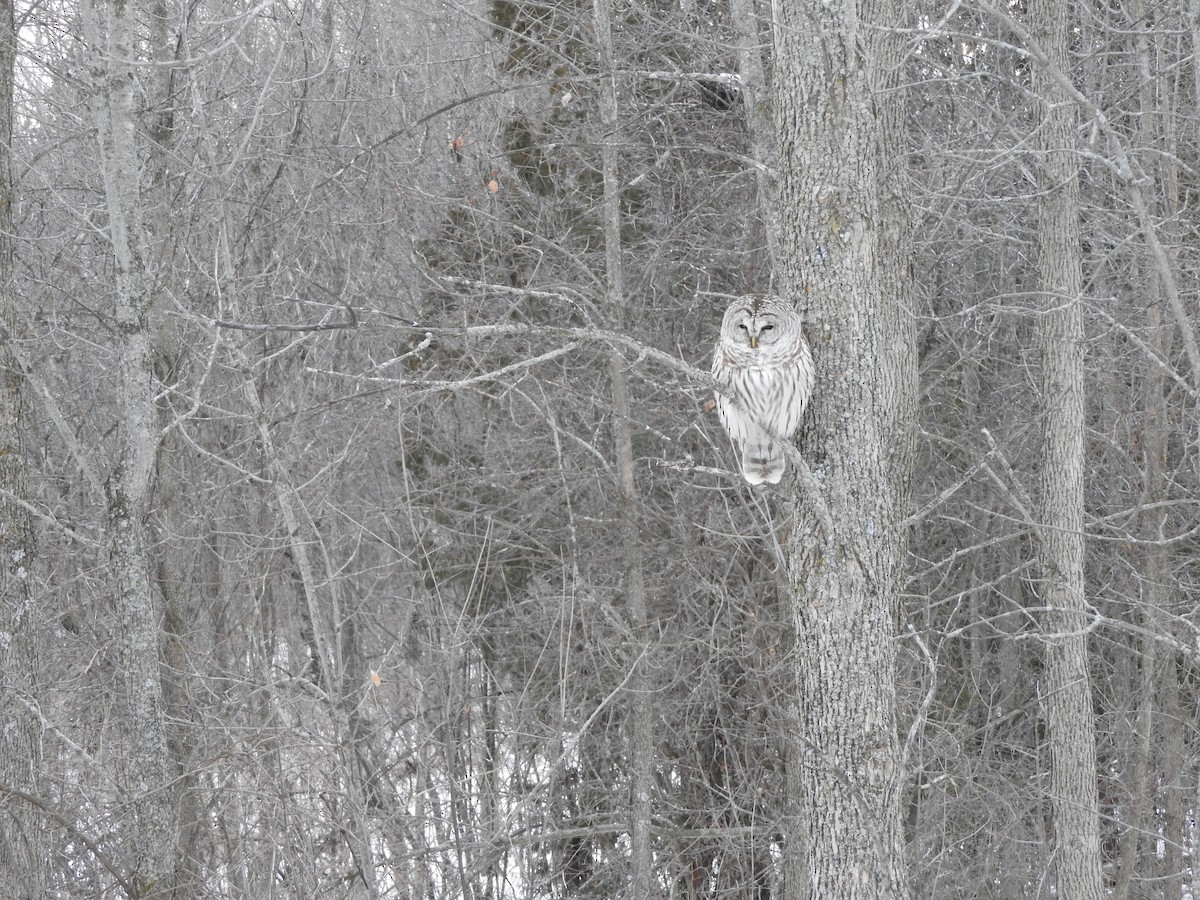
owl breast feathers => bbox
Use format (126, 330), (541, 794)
(711, 294), (814, 485)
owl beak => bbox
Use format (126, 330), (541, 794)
(749, 334), (758, 349)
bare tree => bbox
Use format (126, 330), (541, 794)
(10, 0), (1200, 895)
(769, 0), (916, 896)
(1030, 1), (1106, 897)
(592, 0), (654, 892)
(0, 0), (50, 893)
(85, 0), (177, 890)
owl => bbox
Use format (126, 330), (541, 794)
(711, 294), (814, 485)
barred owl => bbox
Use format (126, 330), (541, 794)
(711, 294), (814, 485)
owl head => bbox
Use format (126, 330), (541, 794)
(720, 295), (800, 361)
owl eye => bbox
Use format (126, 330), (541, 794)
(761, 324), (774, 331)
(738, 323), (748, 330)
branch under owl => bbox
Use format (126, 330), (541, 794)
(366, 313), (836, 541)
(207, 299), (835, 540)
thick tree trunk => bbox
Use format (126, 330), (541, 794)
(770, 1), (915, 898)
(0, 0), (50, 894)
(1031, 1), (1105, 899)
(86, 0), (177, 892)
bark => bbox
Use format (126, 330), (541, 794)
(770, 0), (915, 898)
(1031, 1), (1105, 898)
(593, 0), (653, 892)
(1114, 13), (1179, 894)
(86, 0), (179, 892)
(1146, 28), (1185, 894)
(1191, 764), (1200, 900)
(729, 0), (780, 273)
(0, 0), (49, 893)
(1146, 233), (1186, 900)
(1158, 653), (1184, 891)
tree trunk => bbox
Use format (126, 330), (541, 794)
(1115, 12), (1179, 893)
(86, 0), (177, 892)
(1031, 1), (1105, 898)
(0, 0), (50, 893)
(770, 0), (915, 897)
(593, 0), (653, 892)
(729, 0), (780, 273)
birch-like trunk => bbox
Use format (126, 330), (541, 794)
(86, 0), (177, 891)
(770, 0), (915, 897)
(593, 0), (653, 891)
(0, 0), (50, 892)
(1031, 1), (1105, 898)
(729, 0), (780, 271)
(1115, 10), (1179, 894)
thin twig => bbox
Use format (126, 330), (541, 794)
(0, 784), (136, 898)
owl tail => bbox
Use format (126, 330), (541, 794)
(741, 439), (785, 485)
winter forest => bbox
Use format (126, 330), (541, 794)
(1, 0), (1198, 896)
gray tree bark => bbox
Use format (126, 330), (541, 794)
(86, 0), (177, 891)
(1030, 1), (1105, 898)
(770, 0), (916, 897)
(0, 0), (50, 893)
(729, 0), (780, 272)
(1115, 11), (1180, 895)
(593, 0), (653, 892)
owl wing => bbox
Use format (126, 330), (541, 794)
(711, 345), (751, 443)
